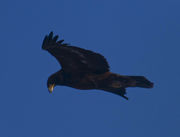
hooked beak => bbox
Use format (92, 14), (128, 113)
(48, 84), (55, 93)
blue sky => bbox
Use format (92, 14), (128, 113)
(1, 0), (180, 137)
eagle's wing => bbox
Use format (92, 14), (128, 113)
(42, 32), (110, 74)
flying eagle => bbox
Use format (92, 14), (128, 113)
(42, 32), (153, 100)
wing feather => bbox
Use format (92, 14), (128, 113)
(42, 32), (110, 74)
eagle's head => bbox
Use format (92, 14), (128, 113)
(47, 71), (64, 93)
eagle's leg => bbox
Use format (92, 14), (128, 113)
(109, 88), (128, 100)
(101, 87), (128, 100)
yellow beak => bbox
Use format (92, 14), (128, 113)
(48, 84), (55, 93)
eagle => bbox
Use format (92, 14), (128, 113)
(42, 32), (153, 100)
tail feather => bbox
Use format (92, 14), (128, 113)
(128, 76), (154, 88)
(100, 74), (153, 100)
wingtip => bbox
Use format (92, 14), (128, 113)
(42, 35), (48, 49)
(57, 39), (64, 44)
(42, 31), (66, 50)
(42, 31), (54, 49)
(49, 31), (53, 39)
(53, 35), (59, 42)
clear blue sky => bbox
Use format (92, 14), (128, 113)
(1, 0), (180, 137)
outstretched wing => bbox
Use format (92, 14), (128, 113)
(42, 32), (110, 74)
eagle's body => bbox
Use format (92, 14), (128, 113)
(42, 32), (153, 100)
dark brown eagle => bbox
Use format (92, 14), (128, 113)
(42, 32), (153, 100)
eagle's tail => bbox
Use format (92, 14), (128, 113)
(127, 76), (154, 88)
(100, 74), (153, 100)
